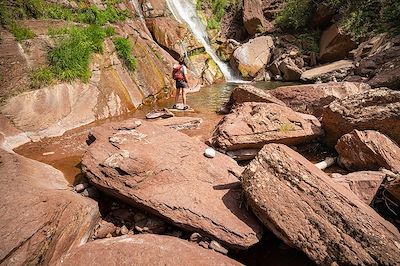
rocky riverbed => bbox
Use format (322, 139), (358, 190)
(2, 81), (399, 265)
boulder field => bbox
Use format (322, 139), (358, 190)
(242, 144), (400, 265)
(59, 235), (242, 266)
(81, 120), (263, 250)
(0, 149), (99, 265)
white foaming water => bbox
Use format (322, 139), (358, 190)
(166, 0), (244, 83)
(131, 0), (144, 20)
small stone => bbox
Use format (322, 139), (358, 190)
(204, 148), (216, 158)
(120, 225), (129, 235)
(106, 233), (112, 238)
(74, 183), (89, 193)
(209, 240), (228, 255)
(189, 232), (202, 242)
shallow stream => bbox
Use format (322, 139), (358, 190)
(15, 81), (294, 184)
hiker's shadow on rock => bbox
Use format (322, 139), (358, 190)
(213, 182), (262, 235)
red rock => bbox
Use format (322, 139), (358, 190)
(319, 24), (357, 63)
(212, 102), (323, 153)
(242, 144), (400, 265)
(332, 171), (386, 204)
(336, 130), (400, 173)
(60, 235), (242, 266)
(311, 2), (335, 29)
(278, 58), (303, 81)
(222, 85), (286, 113)
(322, 88), (400, 146)
(0, 149), (99, 265)
(243, 0), (273, 35)
(232, 36), (274, 78)
(270, 82), (370, 117)
(82, 120), (263, 250)
(301, 60), (355, 82)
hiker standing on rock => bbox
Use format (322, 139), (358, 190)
(172, 58), (189, 110)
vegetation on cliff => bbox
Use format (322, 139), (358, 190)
(113, 37), (137, 71)
(276, 0), (400, 38)
(196, 0), (240, 30)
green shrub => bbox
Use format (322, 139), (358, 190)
(276, 0), (313, 31)
(49, 26), (109, 82)
(113, 37), (137, 71)
(30, 67), (54, 88)
(207, 18), (220, 30)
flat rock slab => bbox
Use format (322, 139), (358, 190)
(150, 116), (203, 131)
(212, 102), (323, 153)
(269, 82), (370, 117)
(332, 171), (386, 205)
(301, 60), (354, 82)
(223, 84), (286, 112)
(60, 235), (242, 266)
(0, 149), (99, 265)
(322, 88), (400, 146)
(242, 144), (400, 265)
(336, 130), (400, 173)
(82, 119), (263, 250)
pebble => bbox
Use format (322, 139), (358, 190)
(204, 147), (216, 158)
(74, 183), (89, 193)
(189, 232), (202, 242)
(42, 152), (55, 156)
(209, 240), (228, 255)
(120, 225), (129, 235)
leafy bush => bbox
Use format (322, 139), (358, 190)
(113, 37), (137, 71)
(276, 0), (313, 31)
(49, 26), (109, 82)
(207, 18), (220, 30)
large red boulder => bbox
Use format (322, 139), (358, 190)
(242, 144), (400, 265)
(270, 82), (370, 117)
(0, 149), (99, 265)
(332, 171), (386, 205)
(82, 120), (263, 250)
(336, 130), (400, 173)
(243, 0), (272, 35)
(212, 102), (323, 153)
(60, 235), (242, 266)
(319, 24), (357, 63)
(232, 36), (274, 78)
(322, 88), (400, 146)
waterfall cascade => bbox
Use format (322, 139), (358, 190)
(166, 0), (243, 83)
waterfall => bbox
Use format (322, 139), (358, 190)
(166, 0), (242, 83)
(131, 0), (145, 20)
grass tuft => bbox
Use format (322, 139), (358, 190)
(113, 37), (137, 71)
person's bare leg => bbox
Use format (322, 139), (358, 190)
(174, 88), (181, 106)
(182, 89), (187, 106)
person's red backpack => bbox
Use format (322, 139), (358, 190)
(172, 65), (184, 81)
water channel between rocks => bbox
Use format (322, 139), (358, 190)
(15, 81), (295, 184)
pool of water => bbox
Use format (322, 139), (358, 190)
(15, 81), (293, 184)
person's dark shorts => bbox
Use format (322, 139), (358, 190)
(176, 80), (188, 89)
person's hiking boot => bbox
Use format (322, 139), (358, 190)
(172, 104), (177, 109)
(183, 105), (189, 110)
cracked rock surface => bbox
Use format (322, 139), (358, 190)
(242, 144), (400, 265)
(82, 119), (263, 250)
(0, 149), (99, 265)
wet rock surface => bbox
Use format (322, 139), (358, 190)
(221, 85), (286, 113)
(212, 102), (323, 154)
(60, 235), (242, 266)
(270, 82), (370, 117)
(0, 149), (99, 265)
(242, 144), (400, 266)
(336, 130), (400, 173)
(322, 88), (400, 146)
(82, 119), (263, 250)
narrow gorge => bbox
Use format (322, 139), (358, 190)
(0, 0), (399, 265)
